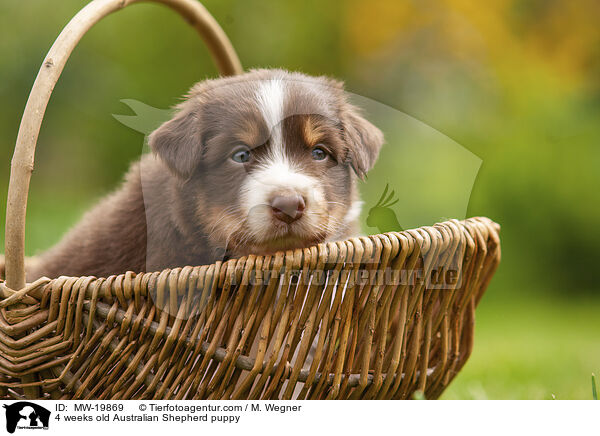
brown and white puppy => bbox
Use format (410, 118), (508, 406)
(25, 69), (383, 281)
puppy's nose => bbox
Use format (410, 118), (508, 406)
(270, 194), (306, 224)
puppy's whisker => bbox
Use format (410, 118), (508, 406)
(206, 212), (243, 242)
(205, 205), (242, 236)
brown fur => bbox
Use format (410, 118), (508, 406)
(25, 69), (383, 281)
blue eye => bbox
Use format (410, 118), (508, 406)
(311, 146), (328, 161)
(231, 147), (251, 163)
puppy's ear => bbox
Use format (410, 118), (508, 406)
(148, 107), (202, 179)
(340, 104), (384, 179)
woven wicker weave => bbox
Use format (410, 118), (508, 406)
(0, 217), (500, 400)
(1, 0), (501, 400)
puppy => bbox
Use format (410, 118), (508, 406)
(25, 69), (383, 281)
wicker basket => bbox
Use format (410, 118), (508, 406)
(0, 0), (501, 400)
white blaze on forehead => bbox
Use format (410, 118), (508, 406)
(243, 77), (333, 243)
(255, 78), (285, 159)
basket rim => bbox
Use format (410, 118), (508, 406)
(1, 216), (500, 289)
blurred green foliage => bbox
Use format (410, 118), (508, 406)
(1, 0), (599, 398)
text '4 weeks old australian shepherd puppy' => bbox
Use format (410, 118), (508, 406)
(26, 69), (384, 281)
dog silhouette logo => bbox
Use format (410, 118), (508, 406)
(2, 402), (50, 433)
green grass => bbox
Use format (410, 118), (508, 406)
(442, 292), (600, 399)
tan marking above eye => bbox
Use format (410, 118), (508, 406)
(234, 120), (261, 147)
(232, 111), (270, 148)
(301, 116), (328, 148)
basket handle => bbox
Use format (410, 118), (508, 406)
(4, 0), (243, 290)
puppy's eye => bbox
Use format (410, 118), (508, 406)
(311, 145), (328, 161)
(231, 147), (251, 163)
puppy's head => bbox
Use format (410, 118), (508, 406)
(149, 69), (383, 256)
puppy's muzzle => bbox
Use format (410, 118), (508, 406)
(270, 193), (306, 224)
